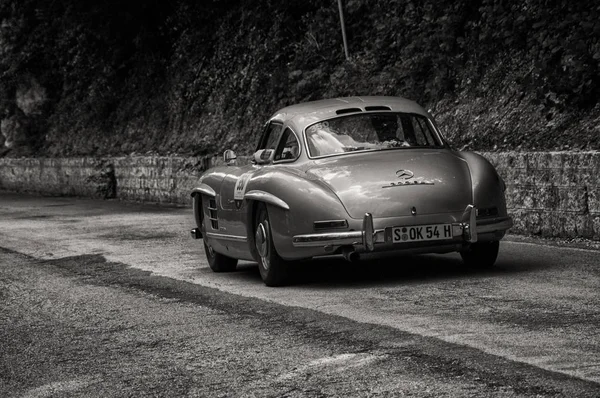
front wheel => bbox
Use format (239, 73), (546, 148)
(204, 240), (238, 272)
(460, 241), (499, 268)
(255, 204), (290, 287)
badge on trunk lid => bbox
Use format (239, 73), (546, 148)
(383, 169), (435, 188)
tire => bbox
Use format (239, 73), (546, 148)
(254, 203), (290, 287)
(204, 240), (238, 272)
(460, 241), (500, 268)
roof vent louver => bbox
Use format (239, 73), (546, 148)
(364, 106), (392, 111)
(336, 108), (362, 115)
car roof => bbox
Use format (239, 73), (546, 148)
(269, 96), (429, 133)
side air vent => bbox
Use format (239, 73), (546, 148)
(336, 108), (362, 115)
(208, 199), (218, 229)
(364, 106), (392, 111)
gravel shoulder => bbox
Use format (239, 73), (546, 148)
(1, 248), (599, 397)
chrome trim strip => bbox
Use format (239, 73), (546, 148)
(293, 231), (365, 248)
(205, 232), (247, 242)
(476, 217), (513, 234)
(244, 190), (290, 210)
(302, 112), (445, 160)
(191, 183), (216, 198)
(255, 121), (283, 154)
(363, 213), (374, 251)
(272, 126), (302, 164)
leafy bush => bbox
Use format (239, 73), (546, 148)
(0, 0), (598, 156)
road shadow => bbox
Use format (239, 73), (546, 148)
(234, 252), (540, 288)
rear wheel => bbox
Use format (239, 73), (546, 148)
(255, 203), (290, 287)
(460, 241), (499, 268)
(204, 240), (238, 272)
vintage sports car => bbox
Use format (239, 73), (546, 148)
(190, 96), (513, 286)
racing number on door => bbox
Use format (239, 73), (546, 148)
(233, 173), (251, 201)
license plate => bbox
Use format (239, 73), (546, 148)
(392, 224), (452, 243)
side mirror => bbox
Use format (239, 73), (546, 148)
(223, 149), (237, 165)
(253, 149), (274, 165)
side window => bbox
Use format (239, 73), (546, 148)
(411, 116), (437, 146)
(398, 114), (440, 147)
(274, 128), (300, 161)
(257, 122), (284, 151)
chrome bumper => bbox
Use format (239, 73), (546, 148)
(292, 205), (512, 251)
(476, 217), (513, 234)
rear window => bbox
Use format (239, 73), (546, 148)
(305, 113), (442, 157)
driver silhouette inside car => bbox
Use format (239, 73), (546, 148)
(371, 115), (417, 147)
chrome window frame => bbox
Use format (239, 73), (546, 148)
(272, 126), (302, 164)
(302, 112), (448, 160)
(256, 121), (284, 153)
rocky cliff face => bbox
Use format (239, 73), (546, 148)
(1, 0), (599, 157)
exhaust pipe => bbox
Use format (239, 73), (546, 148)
(342, 247), (360, 262)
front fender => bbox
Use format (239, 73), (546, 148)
(190, 170), (227, 229)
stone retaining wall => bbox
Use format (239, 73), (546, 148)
(482, 152), (599, 240)
(0, 156), (212, 205)
(1, 152), (599, 240)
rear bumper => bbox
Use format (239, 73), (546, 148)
(292, 205), (512, 252)
(476, 216), (513, 235)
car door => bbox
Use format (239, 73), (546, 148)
(217, 121), (284, 237)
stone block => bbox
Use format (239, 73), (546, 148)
(593, 216), (600, 240)
(1, 152), (599, 240)
(588, 186), (600, 215)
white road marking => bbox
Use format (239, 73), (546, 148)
(276, 353), (384, 381)
(21, 377), (100, 398)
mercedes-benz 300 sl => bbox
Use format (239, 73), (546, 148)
(190, 97), (512, 286)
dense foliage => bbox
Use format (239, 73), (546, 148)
(0, 0), (598, 157)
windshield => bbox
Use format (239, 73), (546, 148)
(305, 113), (443, 157)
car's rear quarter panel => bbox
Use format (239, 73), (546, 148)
(459, 152), (509, 218)
(243, 168), (351, 260)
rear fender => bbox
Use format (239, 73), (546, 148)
(459, 152), (508, 217)
(244, 169), (349, 260)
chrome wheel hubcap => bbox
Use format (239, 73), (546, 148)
(255, 221), (270, 270)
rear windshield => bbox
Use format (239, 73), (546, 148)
(305, 113), (443, 157)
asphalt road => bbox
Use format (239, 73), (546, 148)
(1, 192), (599, 397)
